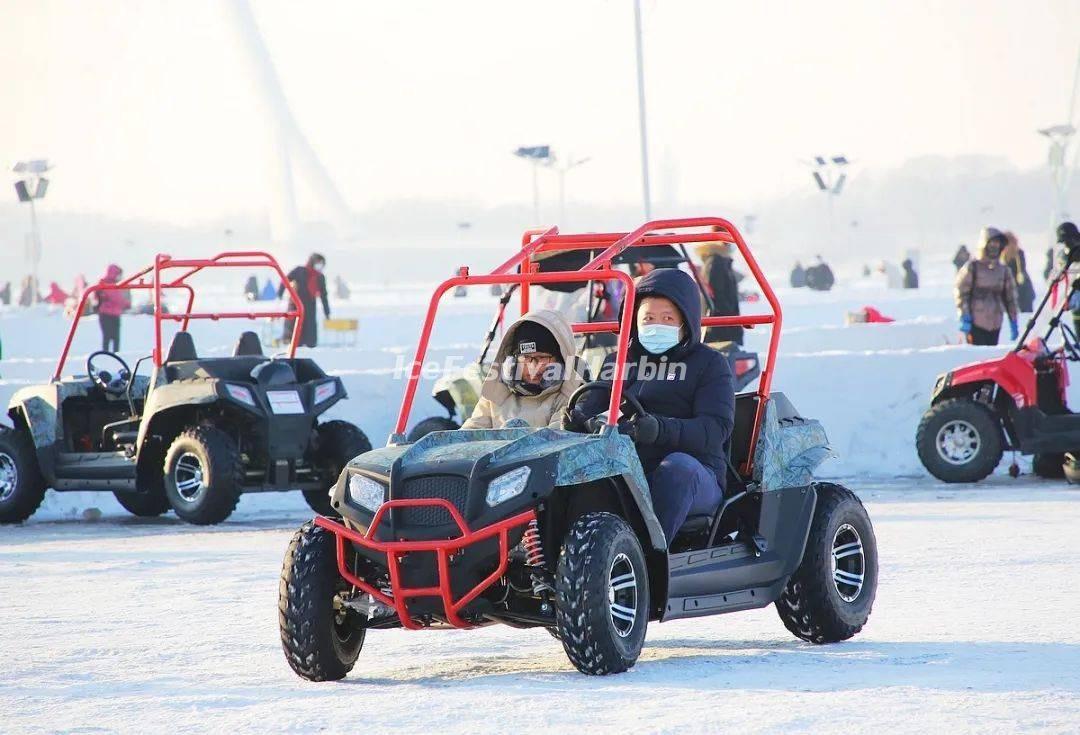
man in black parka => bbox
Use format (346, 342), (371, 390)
(278, 252), (330, 348)
(564, 268), (735, 544)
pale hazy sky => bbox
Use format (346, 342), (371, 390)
(4, 0), (1080, 226)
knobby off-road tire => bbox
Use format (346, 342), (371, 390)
(279, 521), (365, 681)
(406, 416), (460, 443)
(776, 483), (878, 644)
(554, 512), (650, 675)
(303, 420), (371, 516)
(113, 488), (170, 517)
(916, 398), (1003, 483)
(0, 426), (47, 524)
(1033, 452), (1066, 479)
(163, 426), (242, 525)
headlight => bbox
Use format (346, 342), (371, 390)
(314, 381), (336, 404)
(225, 384), (256, 407)
(348, 473), (386, 512)
(485, 466), (531, 507)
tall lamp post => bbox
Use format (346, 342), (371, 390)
(513, 145), (554, 223)
(807, 155), (848, 248)
(633, 0), (652, 220)
(13, 159), (52, 305)
(555, 154), (591, 225)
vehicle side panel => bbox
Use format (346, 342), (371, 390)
(663, 484), (816, 620)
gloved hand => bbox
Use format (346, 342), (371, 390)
(324, 308), (331, 319)
(618, 412), (660, 445)
(560, 407), (591, 433)
(959, 315), (973, 334)
(1009, 318), (1019, 341)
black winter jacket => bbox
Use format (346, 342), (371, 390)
(579, 268), (736, 488)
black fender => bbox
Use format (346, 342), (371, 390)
(540, 477), (669, 620)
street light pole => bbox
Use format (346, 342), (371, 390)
(556, 155), (591, 225)
(13, 159), (51, 305)
(513, 146), (554, 224)
(633, 0), (652, 220)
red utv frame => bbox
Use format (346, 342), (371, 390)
(917, 241), (1080, 482)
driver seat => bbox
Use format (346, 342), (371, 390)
(670, 394), (757, 550)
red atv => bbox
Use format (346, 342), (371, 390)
(917, 223), (1080, 482)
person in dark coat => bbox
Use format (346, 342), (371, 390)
(696, 231), (743, 344)
(805, 256), (835, 291)
(902, 258), (919, 289)
(953, 245), (971, 271)
(563, 268), (734, 545)
(790, 261), (807, 288)
(243, 275), (259, 302)
(278, 252), (330, 348)
(1044, 246), (1056, 281)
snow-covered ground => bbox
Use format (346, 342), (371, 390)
(2, 256), (1080, 732)
(1, 478), (1078, 733)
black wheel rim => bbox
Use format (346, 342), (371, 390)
(831, 523), (865, 603)
(608, 552), (638, 637)
(0, 452), (17, 502)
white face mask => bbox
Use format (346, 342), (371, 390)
(313, 262), (325, 272)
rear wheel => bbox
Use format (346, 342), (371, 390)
(554, 512), (650, 675)
(279, 521), (365, 681)
(406, 416), (460, 443)
(916, 398), (1003, 483)
(113, 489), (170, 517)
(1033, 452), (1066, 479)
(0, 426), (47, 524)
(163, 426), (242, 525)
(304, 420), (370, 516)
(776, 483), (878, 643)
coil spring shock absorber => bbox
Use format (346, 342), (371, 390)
(522, 519), (550, 596)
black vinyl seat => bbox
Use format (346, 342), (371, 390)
(233, 331), (264, 357)
(166, 331), (198, 362)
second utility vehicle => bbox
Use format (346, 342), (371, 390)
(0, 251), (369, 525)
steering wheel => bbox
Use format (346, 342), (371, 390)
(87, 351), (132, 396)
(566, 381), (646, 433)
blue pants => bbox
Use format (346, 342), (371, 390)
(647, 452), (723, 544)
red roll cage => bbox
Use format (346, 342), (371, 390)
(395, 216), (782, 474)
(52, 251), (305, 382)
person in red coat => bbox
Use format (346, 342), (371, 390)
(278, 253), (330, 348)
(95, 264), (131, 352)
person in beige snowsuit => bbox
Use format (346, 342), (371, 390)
(461, 309), (582, 430)
(955, 227), (1019, 346)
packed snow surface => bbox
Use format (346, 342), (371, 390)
(1, 479), (1078, 733)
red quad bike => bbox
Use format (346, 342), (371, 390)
(0, 252), (369, 525)
(917, 223), (1080, 483)
(278, 218), (878, 680)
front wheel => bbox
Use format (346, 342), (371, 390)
(279, 521), (365, 681)
(0, 426), (47, 524)
(776, 483), (878, 643)
(305, 420), (371, 516)
(554, 512), (650, 675)
(163, 426), (242, 525)
(916, 398), (1003, 483)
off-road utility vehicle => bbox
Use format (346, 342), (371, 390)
(279, 218), (878, 680)
(917, 222), (1080, 483)
(408, 233), (760, 440)
(0, 251), (369, 525)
